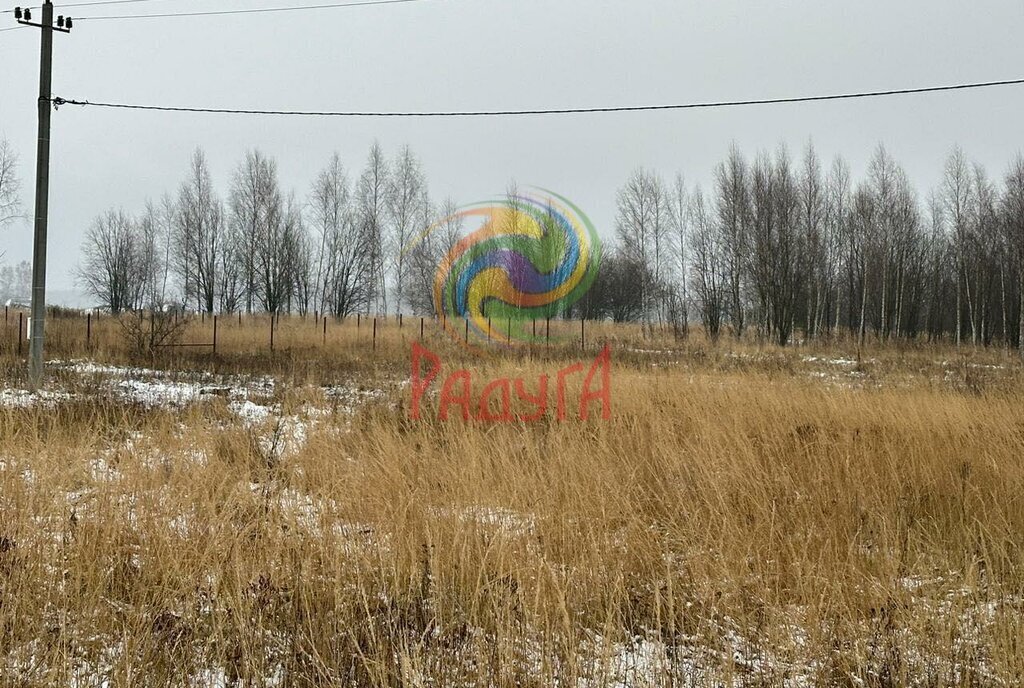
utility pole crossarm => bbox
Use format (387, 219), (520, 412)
(14, 6), (73, 32)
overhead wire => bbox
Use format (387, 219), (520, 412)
(63, 0), (436, 20)
(50, 78), (1024, 119)
(14, 0), (179, 10)
(5, 0), (432, 18)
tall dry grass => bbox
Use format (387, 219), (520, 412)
(1, 316), (1023, 685)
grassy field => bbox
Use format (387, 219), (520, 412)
(1, 312), (1023, 686)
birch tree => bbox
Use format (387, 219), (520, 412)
(689, 187), (727, 341)
(1002, 156), (1024, 357)
(357, 141), (390, 315)
(713, 144), (750, 337)
(943, 148), (974, 347)
(668, 173), (690, 337)
(387, 145), (427, 316)
(615, 168), (670, 326)
(229, 150), (278, 314)
(311, 154), (374, 318)
(174, 149), (222, 313)
(798, 142), (826, 338)
(0, 139), (19, 236)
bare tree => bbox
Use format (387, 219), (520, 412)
(767, 148), (801, 345)
(616, 168), (670, 327)
(0, 261), (31, 303)
(0, 139), (20, 240)
(137, 199), (170, 309)
(500, 182), (532, 315)
(972, 163), (999, 345)
(1003, 156), (1024, 358)
(573, 246), (647, 323)
(219, 227), (246, 314)
(289, 204), (316, 315)
(357, 141), (390, 315)
(668, 173), (690, 338)
(174, 149), (222, 313)
(405, 192), (443, 317)
(943, 147), (975, 348)
(79, 209), (144, 314)
(689, 187), (727, 341)
(309, 153), (345, 316)
(826, 157), (852, 335)
(849, 184), (877, 349)
(435, 197), (464, 260)
(745, 149), (801, 345)
(310, 154), (374, 318)
(253, 185), (291, 314)
(798, 142), (827, 339)
(864, 145), (917, 342)
(713, 144), (750, 337)
(229, 149), (278, 314)
(387, 145), (427, 316)
(408, 197), (463, 317)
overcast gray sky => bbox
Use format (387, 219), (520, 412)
(1, 0), (1022, 302)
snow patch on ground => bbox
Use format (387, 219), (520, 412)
(0, 387), (73, 408)
(229, 399), (273, 425)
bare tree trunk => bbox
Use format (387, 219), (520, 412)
(1000, 265), (1008, 349)
(879, 259), (887, 340)
(956, 264), (963, 349)
(1019, 267), (1024, 361)
(894, 264), (904, 340)
(859, 262), (868, 352)
(833, 281), (842, 336)
(965, 269), (978, 346)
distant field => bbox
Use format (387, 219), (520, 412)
(2, 314), (1023, 686)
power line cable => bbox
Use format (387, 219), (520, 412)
(5, 0), (429, 16)
(8, 0), (176, 11)
(51, 77), (1024, 118)
(59, 0), (179, 6)
(66, 0), (437, 20)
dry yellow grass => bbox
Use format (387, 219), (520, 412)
(1, 314), (1023, 686)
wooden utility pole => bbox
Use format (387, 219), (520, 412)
(16, 3), (71, 389)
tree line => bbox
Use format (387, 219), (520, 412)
(78, 142), (453, 321)
(42, 137), (1024, 354)
(612, 143), (1024, 352)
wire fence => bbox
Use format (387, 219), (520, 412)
(0, 307), (633, 360)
